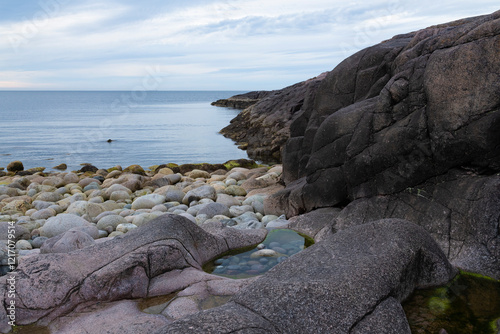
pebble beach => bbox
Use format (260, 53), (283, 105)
(0, 159), (288, 275)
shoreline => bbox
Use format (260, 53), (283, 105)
(0, 158), (286, 272)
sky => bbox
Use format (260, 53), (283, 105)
(0, 1), (498, 91)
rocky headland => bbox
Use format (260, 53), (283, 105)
(1, 9), (500, 334)
(211, 91), (273, 110)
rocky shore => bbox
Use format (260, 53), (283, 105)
(0, 159), (286, 270)
(1, 9), (500, 334)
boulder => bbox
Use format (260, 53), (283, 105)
(278, 10), (500, 214)
(156, 219), (456, 333)
(39, 214), (94, 238)
(0, 215), (266, 331)
(269, 10), (500, 279)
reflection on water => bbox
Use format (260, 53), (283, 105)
(403, 271), (500, 334)
(204, 229), (314, 279)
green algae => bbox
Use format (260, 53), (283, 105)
(11, 324), (50, 334)
(403, 271), (500, 334)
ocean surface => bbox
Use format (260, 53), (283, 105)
(0, 91), (249, 171)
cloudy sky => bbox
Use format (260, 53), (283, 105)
(0, 1), (498, 91)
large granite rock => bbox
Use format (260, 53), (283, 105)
(0, 215), (266, 332)
(279, 10), (500, 210)
(268, 10), (500, 279)
(155, 219), (457, 333)
(219, 73), (327, 163)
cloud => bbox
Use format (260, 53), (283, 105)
(0, 0), (498, 90)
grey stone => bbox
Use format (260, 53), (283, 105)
(182, 185), (217, 204)
(156, 219), (456, 333)
(197, 203), (230, 218)
(96, 215), (127, 231)
(131, 194), (166, 210)
(31, 236), (49, 249)
(39, 214), (94, 238)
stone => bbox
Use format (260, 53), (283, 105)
(116, 223), (138, 233)
(63, 173), (80, 185)
(0, 222), (30, 242)
(30, 208), (57, 220)
(186, 169), (211, 179)
(96, 215), (127, 231)
(66, 201), (105, 220)
(123, 164), (146, 175)
(32, 200), (55, 210)
(226, 171), (247, 181)
(1, 199), (31, 214)
(53, 163), (67, 170)
(16, 239), (32, 250)
(224, 185), (246, 196)
(31, 236), (49, 249)
(197, 203), (230, 219)
(250, 249), (279, 258)
(7, 160), (24, 172)
(228, 205), (254, 217)
(183, 185), (217, 204)
(39, 214), (94, 238)
(265, 216), (289, 229)
(79, 178), (101, 188)
(216, 194), (241, 207)
(104, 184), (132, 198)
(131, 194), (166, 210)
(109, 190), (131, 202)
(40, 230), (96, 254)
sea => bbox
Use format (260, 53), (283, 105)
(0, 91), (249, 172)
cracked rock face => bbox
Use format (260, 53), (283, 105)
(219, 73), (327, 163)
(154, 219), (457, 333)
(0, 214), (266, 332)
(269, 10), (500, 278)
(280, 10), (500, 212)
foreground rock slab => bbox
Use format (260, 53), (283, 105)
(155, 219), (457, 333)
(0, 215), (266, 333)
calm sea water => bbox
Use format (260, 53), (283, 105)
(0, 91), (248, 171)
